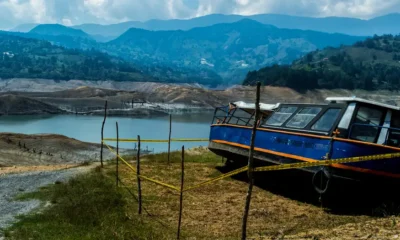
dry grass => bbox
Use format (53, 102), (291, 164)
(8, 147), (400, 239)
(112, 150), (374, 239)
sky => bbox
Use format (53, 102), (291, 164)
(1, 0), (400, 29)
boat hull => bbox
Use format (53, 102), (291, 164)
(209, 124), (400, 181)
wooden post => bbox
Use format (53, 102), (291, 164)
(241, 82), (261, 240)
(116, 121), (119, 187)
(177, 146), (185, 239)
(168, 114), (172, 164)
(137, 135), (142, 215)
(100, 100), (107, 168)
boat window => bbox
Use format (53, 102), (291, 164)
(387, 111), (400, 147)
(227, 108), (254, 126)
(265, 107), (298, 126)
(286, 107), (322, 129)
(349, 106), (384, 143)
(311, 108), (341, 132)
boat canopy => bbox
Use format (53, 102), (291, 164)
(326, 97), (400, 111)
(231, 101), (279, 112)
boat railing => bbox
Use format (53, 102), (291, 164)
(212, 106), (256, 126)
(349, 123), (400, 146)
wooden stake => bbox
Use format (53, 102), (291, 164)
(116, 121), (119, 187)
(177, 145), (185, 239)
(168, 114), (172, 164)
(100, 101), (107, 168)
(137, 135), (142, 215)
(241, 82), (261, 240)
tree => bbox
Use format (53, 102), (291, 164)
(363, 74), (374, 90)
(306, 53), (313, 63)
(365, 38), (376, 49)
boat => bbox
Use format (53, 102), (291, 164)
(208, 97), (400, 189)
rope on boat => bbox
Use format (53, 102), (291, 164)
(312, 167), (331, 195)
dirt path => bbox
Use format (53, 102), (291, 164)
(0, 165), (79, 175)
(0, 165), (96, 235)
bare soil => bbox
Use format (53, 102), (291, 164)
(0, 164), (79, 175)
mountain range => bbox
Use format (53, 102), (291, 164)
(4, 13), (400, 87)
(12, 13), (400, 38)
(7, 20), (365, 84)
(106, 19), (364, 83)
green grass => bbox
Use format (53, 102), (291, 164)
(5, 167), (177, 240)
(142, 149), (222, 164)
(14, 186), (53, 201)
(5, 149), (222, 239)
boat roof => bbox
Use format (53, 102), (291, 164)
(232, 101), (279, 111)
(326, 97), (400, 111)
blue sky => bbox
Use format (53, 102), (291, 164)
(1, 0), (400, 29)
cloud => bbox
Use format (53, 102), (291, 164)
(0, 0), (399, 29)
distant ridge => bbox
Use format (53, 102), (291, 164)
(10, 23), (38, 33)
(29, 24), (90, 38)
(72, 13), (400, 37)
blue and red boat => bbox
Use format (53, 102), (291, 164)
(208, 97), (400, 185)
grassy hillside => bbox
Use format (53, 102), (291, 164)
(243, 34), (400, 91)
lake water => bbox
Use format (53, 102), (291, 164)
(0, 113), (214, 152)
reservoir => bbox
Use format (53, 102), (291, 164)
(0, 113), (214, 152)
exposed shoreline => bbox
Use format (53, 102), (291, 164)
(1, 79), (400, 116)
(0, 133), (147, 167)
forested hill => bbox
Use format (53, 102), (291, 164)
(243, 34), (400, 91)
(108, 19), (364, 84)
(0, 33), (151, 82)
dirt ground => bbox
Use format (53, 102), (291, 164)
(110, 148), (400, 240)
(0, 164), (97, 234)
(0, 164), (79, 175)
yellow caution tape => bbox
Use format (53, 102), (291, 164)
(183, 165), (249, 192)
(103, 140), (400, 192)
(103, 140), (249, 192)
(103, 138), (209, 143)
(184, 152), (400, 191)
(102, 141), (180, 191)
(254, 152), (400, 172)
(172, 138), (209, 142)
